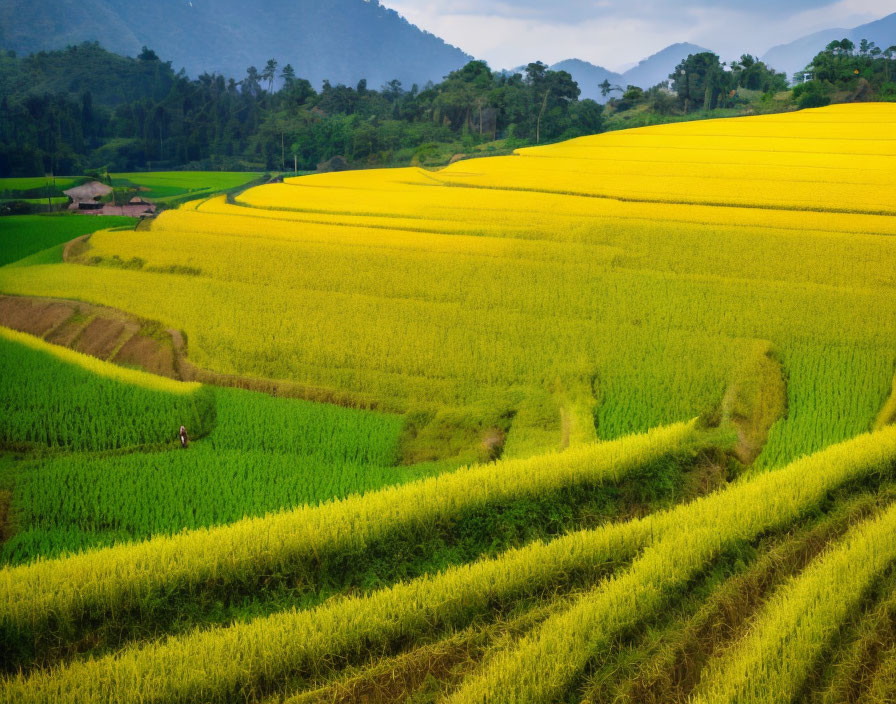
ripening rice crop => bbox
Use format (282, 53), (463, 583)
(690, 500), (896, 704)
(0, 421), (700, 665)
(2, 105), (894, 467)
(0, 326), (211, 451)
(3, 104), (896, 703)
(443, 424), (896, 704)
(4, 423), (896, 704)
(0, 386), (408, 564)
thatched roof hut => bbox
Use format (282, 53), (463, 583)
(64, 181), (113, 204)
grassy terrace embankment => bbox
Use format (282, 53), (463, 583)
(3, 426), (896, 703)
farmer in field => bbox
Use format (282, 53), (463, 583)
(179, 425), (189, 449)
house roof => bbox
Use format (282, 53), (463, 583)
(63, 181), (113, 200)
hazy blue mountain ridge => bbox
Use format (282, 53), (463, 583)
(0, 0), (472, 89)
(762, 12), (896, 76)
(550, 42), (709, 102)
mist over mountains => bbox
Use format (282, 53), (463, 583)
(762, 12), (896, 78)
(0, 0), (892, 98)
(0, 0), (472, 89)
(551, 43), (709, 102)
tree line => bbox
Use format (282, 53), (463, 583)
(1, 40), (893, 178)
(0, 44), (601, 176)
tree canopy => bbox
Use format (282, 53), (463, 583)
(0, 45), (603, 176)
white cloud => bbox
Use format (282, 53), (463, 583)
(381, 0), (892, 70)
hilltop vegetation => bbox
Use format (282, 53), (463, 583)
(0, 44), (599, 176)
(601, 42), (895, 130)
(3, 37), (893, 179)
(0, 0), (471, 91)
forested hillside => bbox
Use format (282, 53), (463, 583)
(2, 38), (893, 178)
(0, 0), (471, 89)
(763, 11), (896, 78)
(0, 45), (602, 176)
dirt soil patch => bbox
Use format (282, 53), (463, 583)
(115, 333), (177, 378)
(0, 295), (176, 380)
(73, 317), (139, 360)
(0, 296), (74, 338)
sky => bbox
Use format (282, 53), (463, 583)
(380, 0), (892, 71)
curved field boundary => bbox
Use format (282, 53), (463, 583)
(0, 293), (391, 410)
(0, 422), (701, 665)
(0, 326), (197, 395)
(423, 177), (896, 219)
(691, 501), (896, 703)
(4, 426), (896, 703)
(443, 425), (896, 704)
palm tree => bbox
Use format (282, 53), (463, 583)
(280, 64), (296, 87)
(262, 59), (279, 94)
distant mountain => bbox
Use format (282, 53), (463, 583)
(621, 43), (711, 90)
(762, 12), (896, 77)
(549, 59), (622, 101)
(551, 43), (710, 103)
(0, 0), (473, 89)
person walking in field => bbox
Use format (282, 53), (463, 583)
(179, 425), (189, 449)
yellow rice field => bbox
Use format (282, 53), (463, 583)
(1, 104), (894, 464)
(3, 103), (896, 704)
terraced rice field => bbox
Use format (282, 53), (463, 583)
(0, 215), (136, 267)
(1, 103), (896, 702)
(110, 171), (263, 203)
(0, 177), (83, 199)
(4, 104), (895, 465)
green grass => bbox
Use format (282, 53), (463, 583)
(756, 344), (896, 469)
(0, 215), (137, 267)
(0, 333), (214, 454)
(0, 445), (440, 565)
(0, 374), (424, 564)
(111, 172), (262, 203)
(0, 197), (68, 205)
(0, 177), (82, 198)
(207, 387), (401, 462)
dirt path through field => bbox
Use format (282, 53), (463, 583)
(559, 407), (572, 450)
(721, 341), (787, 464)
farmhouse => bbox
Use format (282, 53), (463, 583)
(63, 182), (157, 217)
(63, 181), (112, 210)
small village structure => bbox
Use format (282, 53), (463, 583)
(63, 181), (112, 210)
(62, 181), (156, 217)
